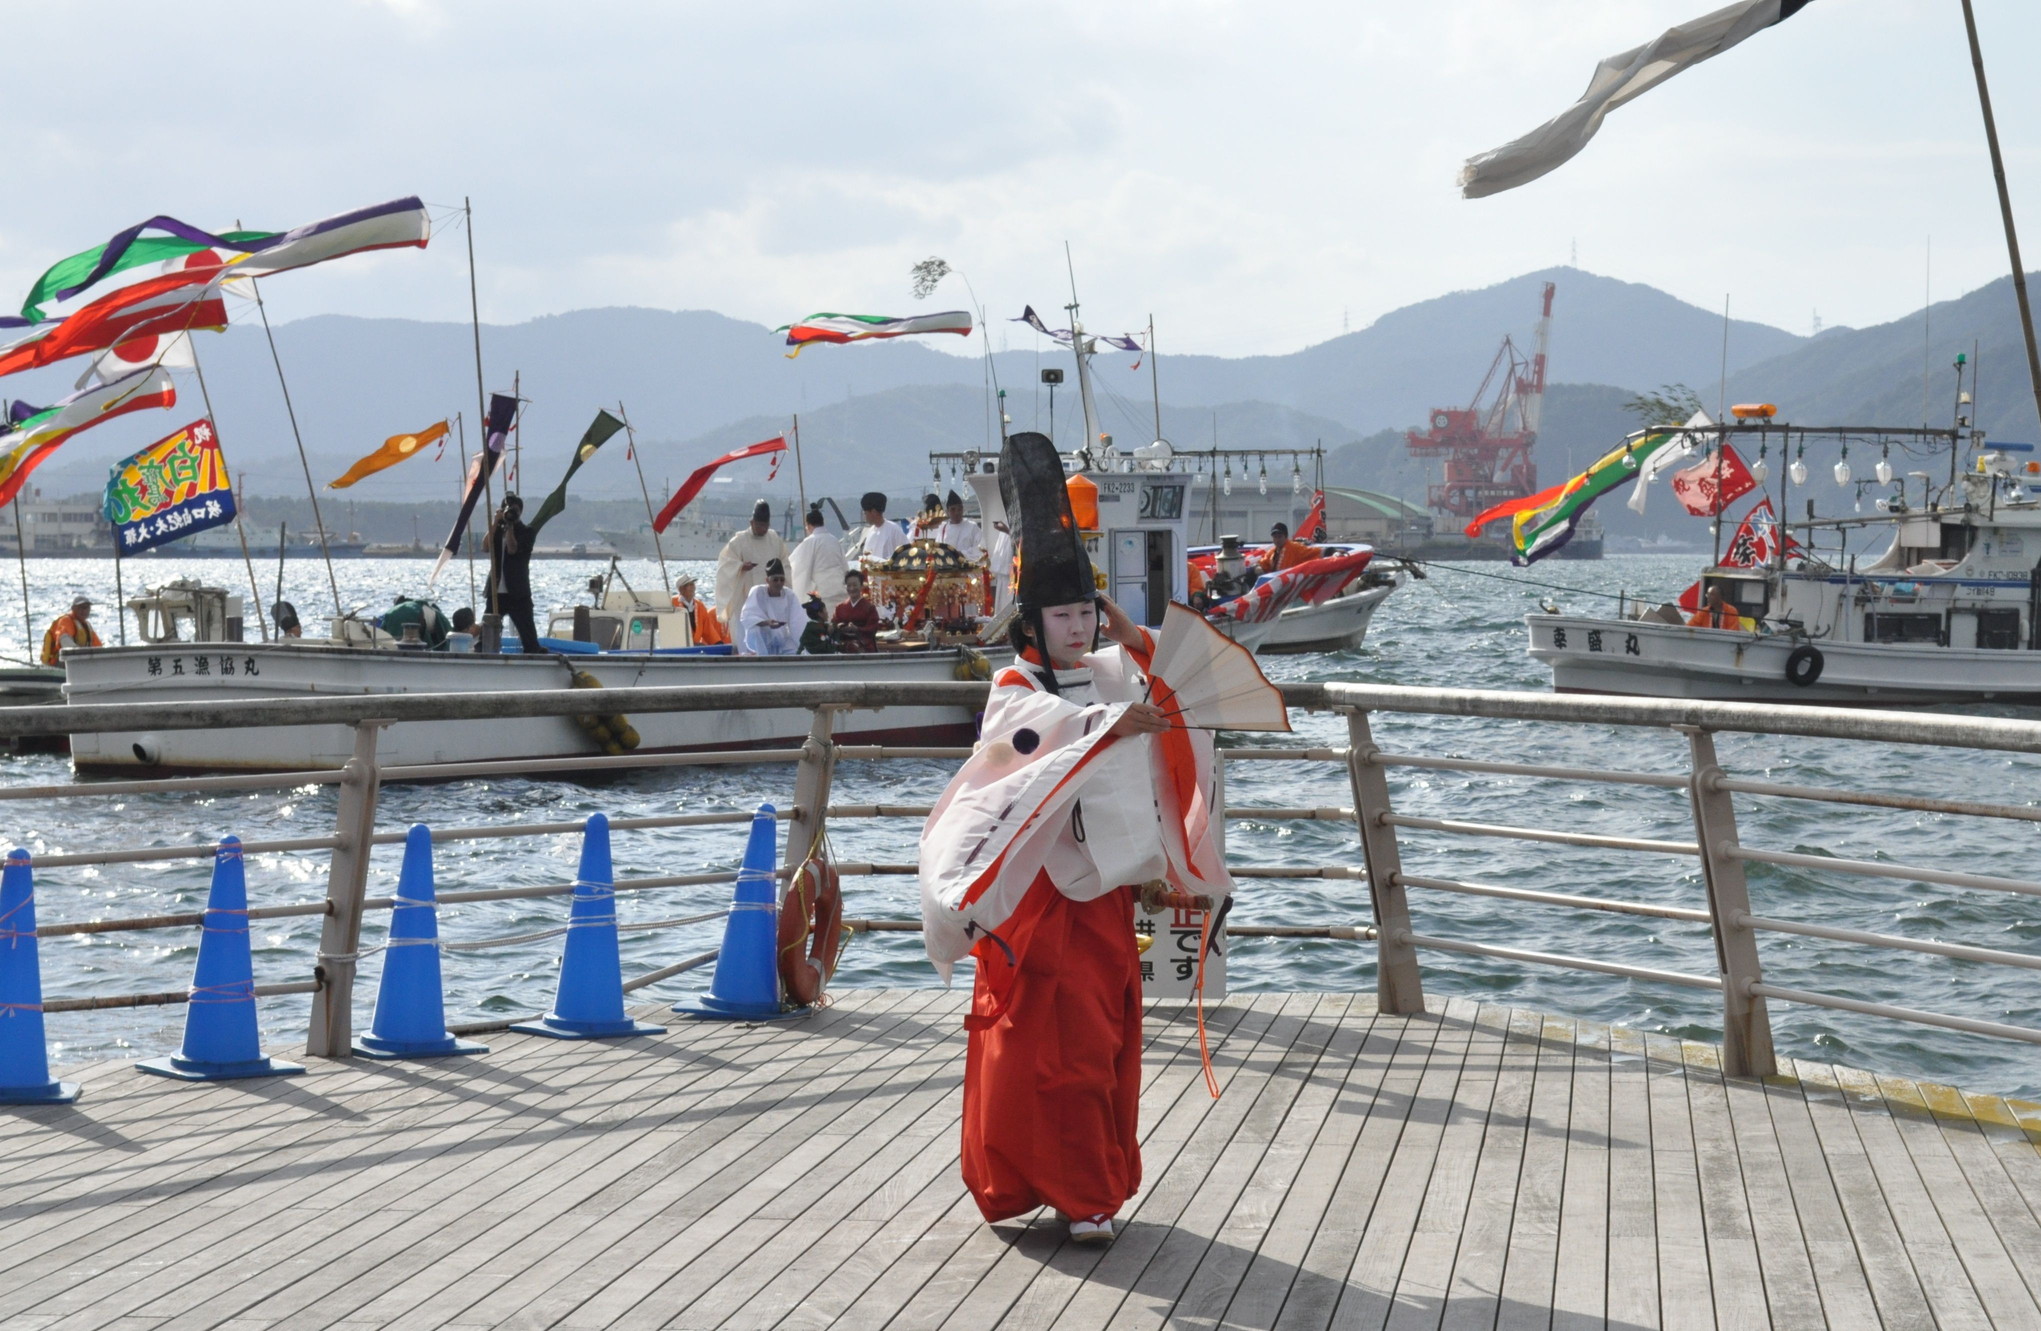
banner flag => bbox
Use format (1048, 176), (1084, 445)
(653, 436), (786, 532)
(0, 366), (177, 508)
(104, 418), (236, 553)
(1670, 442), (1756, 516)
(1460, 0), (1814, 198)
(329, 420), (450, 489)
(429, 393), (517, 586)
(775, 311), (972, 359)
(528, 409), (626, 534)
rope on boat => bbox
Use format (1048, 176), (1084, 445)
(1405, 558), (1628, 604)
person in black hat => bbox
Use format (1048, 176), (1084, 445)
(921, 431), (1192, 1247)
(935, 488), (982, 561)
(487, 493), (541, 653)
(736, 555), (800, 655)
(715, 498), (788, 616)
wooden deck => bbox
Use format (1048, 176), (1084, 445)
(8, 991), (2041, 1330)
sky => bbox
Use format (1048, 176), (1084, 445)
(2, 0), (2037, 358)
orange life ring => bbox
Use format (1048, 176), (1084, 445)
(777, 856), (844, 1007)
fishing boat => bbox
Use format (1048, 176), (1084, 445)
(1526, 407), (2041, 704)
(1188, 540), (1407, 654)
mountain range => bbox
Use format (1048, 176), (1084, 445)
(12, 265), (2039, 547)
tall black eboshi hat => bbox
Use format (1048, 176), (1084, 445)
(1000, 430), (1095, 609)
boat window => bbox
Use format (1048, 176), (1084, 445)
(1976, 608), (2021, 650)
(1864, 612), (1944, 645)
(1704, 577), (1768, 619)
(1939, 524), (1974, 562)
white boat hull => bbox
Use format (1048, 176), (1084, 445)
(63, 644), (994, 773)
(1529, 614), (2041, 705)
(1261, 583), (1395, 654)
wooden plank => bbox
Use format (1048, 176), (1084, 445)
(1642, 1031), (1713, 1331)
(1860, 1069), (2040, 1327)
(1602, 1024), (1658, 1330)
(1491, 1013), (1577, 1330)
(1209, 996), (1396, 1331)
(1708, 1058), (1827, 1328)
(1900, 1074), (2041, 1314)
(1795, 1059), (1993, 1330)
(1271, 1000), (1454, 1331)
(1322, 996), (1484, 1331)
(1678, 1038), (1771, 1329)
(1548, 1017), (1609, 1331)
(124, 996), (889, 1331)
(1429, 1004), (1538, 1331)
(382, 991), (953, 1331)
(1105, 994), (1358, 1330)
(1374, 996), (1498, 1331)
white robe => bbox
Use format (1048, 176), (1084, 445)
(919, 637), (1232, 981)
(861, 519), (906, 565)
(988, 527), (1015, 614)
(738, 584), (801, 656)
(789, 529), (848, 604)
(936, 517), (983, 561)
(715, 527), (788, 616)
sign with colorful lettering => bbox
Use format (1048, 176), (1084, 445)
(104, 418), (236, 553)
(1132, 898), (1226, 1001)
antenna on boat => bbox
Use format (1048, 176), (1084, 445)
(1959, 0), (2041, 442)
(790, 413), (808, 517)
(617, 400), (672, 596)
(1148, 313), (1163, 447)
(1063, 242), (1103, 464)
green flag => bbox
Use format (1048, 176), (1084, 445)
(527, 409), (627, 534)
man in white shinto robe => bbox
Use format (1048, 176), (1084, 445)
(935, 490), (983, 561)
(859, 490), (905, 565)
(715, 499), (789, 617)
(988, 521), (1015, 615)
(738, 558), (801, 656)
(790, 506), (848, 604)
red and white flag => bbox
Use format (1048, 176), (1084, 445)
(1677, 498), (1799, 610)
(1670, 443), (1755, 516)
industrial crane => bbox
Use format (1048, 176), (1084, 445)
(1406, 281), (1554, 523)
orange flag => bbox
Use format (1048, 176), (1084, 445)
(328, 420), (449, 489)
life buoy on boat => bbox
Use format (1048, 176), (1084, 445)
(777, 855), (844, 1007)
(1785, 644), (1824, 688)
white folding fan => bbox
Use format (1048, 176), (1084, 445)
(1145, 602), (1292, 732)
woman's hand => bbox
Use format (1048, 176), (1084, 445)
(1096, 594), (1144, 650)
(1109, 701), (1170, 737)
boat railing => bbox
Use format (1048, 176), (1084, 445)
(14, 679), (2041, 1079)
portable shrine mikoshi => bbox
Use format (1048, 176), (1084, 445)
(863, 538), (989, 632)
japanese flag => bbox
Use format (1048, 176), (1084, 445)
(78, 330), (196, 390)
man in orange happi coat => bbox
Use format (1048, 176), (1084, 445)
(1256, 521), (1319, 575)
(921, 432), (1232, 1245)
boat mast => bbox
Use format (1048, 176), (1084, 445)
(187, 344), (268, 642)
(791, 412), (809, 516)
(1959, 0), (2041, 443)
(464, 199), (496, 522)
(454, 413), (478, 609)
(247, 272), (343, 621)
(1148, 314), (1163, 445)
(618, 400), (671, 596)
(1064, 243), (1103, 463)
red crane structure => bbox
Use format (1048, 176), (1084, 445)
(1405, 281), (1554, 523)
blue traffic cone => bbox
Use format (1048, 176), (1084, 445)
(512, 814), (662, 1040)
(675, 804), (793, 1021)
(355, 825), (487, 1060)
(138, 837), (304, 1081)
(0, 850), (79, 1105)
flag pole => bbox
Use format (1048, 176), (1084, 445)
(791, 413), (808, 515)
(455, 412), (478, 610)
(247, 274), (342, 621)
(511, 369), (523, 491)
(464, 199), (497, 526)
(112, 534), (125, 647)
(618, 401), (671, 596)
(1960, 0), (2041, 442)
(11, 503), (31, 663)
(188, 343), (268, 642)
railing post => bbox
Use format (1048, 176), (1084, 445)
(1683, 726), (1777, 1078)
(306, 720), (388, 1058)
(1344, 709), (1424, 1013)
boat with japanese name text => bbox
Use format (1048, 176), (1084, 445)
(1520, 387), (2041, 704)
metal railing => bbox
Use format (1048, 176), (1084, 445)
(13, 677), (2041, 1077)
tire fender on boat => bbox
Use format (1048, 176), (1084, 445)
(1785, 644), (1824, 688)
(778, 856), (844, 1007)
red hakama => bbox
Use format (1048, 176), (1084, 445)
(961, 874), (1143, 1223)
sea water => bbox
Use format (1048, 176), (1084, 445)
(14, 552), (2041, 1099)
